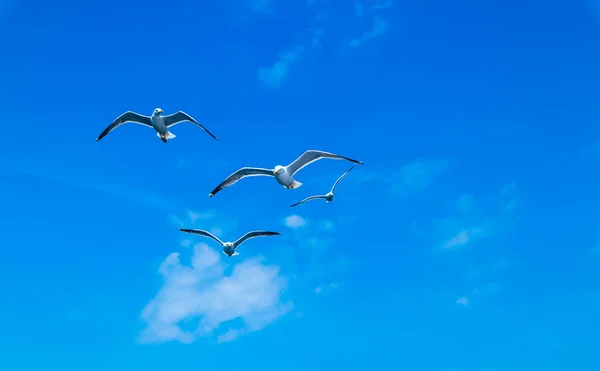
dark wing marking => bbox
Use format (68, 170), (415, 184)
(233, 231), (281, 248)
(286, 150), (364, 176)
(179, 228), (224, 245)
(163, 111), (219, 141)
(208, 167), (274, 197)
(330, 165), (355, 193)
(289, 195), (327, 207)
(96, 111), (152, 141)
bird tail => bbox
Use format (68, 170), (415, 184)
(289, 180), (303, 189)
(232, 251), (240, 256)
(157, 131), (177, 140)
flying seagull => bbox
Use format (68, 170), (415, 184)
(95, 108), (219, 143)
(208, 150), (364, 197)
(290, 165), (355, 207)
(179, 228), (281, 257)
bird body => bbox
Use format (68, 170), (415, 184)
(273, 165), (303, 189)
(149, 110), (173, 142)
(179, 229), (281, 257)
(95, 108), (218, 143)
(289, 165), (355, 207)
(209, 150), (363, 197)
(222, 242), (238, 257)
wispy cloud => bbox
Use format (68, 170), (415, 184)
(310, 27), (325, 48)
(319, 219), (335, 231)
(456, 282), (501, 307)
(348, 15), (389, 48)
(139, 243), (292, 344)
(257, 48), (303, 88)
(284, 215), (308, 229)
(314, 281), (340, 294)
(396, 159), (449, 191)
(455, 257), (510, 307)
(442, 227), (484, 249)
(456, 296), (469, 306)
(5, 161), (180, 213)
(216, 329), (244, 343)
(436, 183), (518, 251)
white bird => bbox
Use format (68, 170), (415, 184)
(290, 165), (355, 207)
(96, 108), (219, 143)
(179, 228), (281, 257)
(208, 150), (364, 197)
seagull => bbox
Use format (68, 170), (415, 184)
(290, 165), (355, 207)
(208, 150), (364, 197)
(179, 228), (281, 257)
(95, 108), (219, 143)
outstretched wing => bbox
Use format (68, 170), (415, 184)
(96, 111), (152, 141)
(163, 111), (219, 141)
(286, 150), (364, 176)
(179, 228), (224, 245)
(208, 167), (274, 197)
(289, 195), (327, 207)
(330, 165), (355, 193)
(233, 231), (281, 248)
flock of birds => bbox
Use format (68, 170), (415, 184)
(96, 108), (364, 257)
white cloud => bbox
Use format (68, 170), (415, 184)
(457, 282), (501, 307)
(315, 281), (340, 294)
(348, 15), (389, 48)
(139, 243), (292, 344)
(436, 183), (518, 251)
(188, 210), (215, 223)
(284, 215), (308, 229)
(168, 209), (216, 227)
(456, 296), (469, 306)
(442, 227), (484, 249)
(217, 329), (243, 343)
(257, 48), (303, 88)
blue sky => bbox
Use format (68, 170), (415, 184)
(1, 0), (600, 370)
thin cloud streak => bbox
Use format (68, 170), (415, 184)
(257, 48), (303, 88)
(4, 161), (181, 213)
(348, 15), (389, 48)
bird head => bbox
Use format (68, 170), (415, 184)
(223, 243), (235, 256)
(273, 166), (284, 175)
(153, 108), (164, 116)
